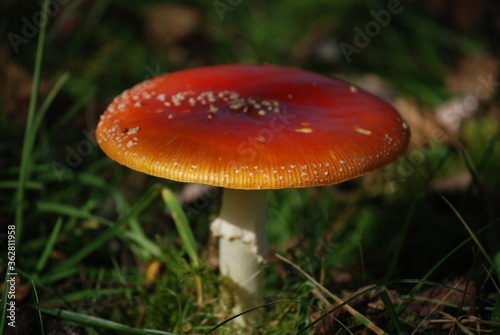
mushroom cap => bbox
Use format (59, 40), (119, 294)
(96, 64), (410, 190)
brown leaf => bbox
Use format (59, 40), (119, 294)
(437, 54), (499, 134)
(445, 54), (499, 96)
(431, 172), (472, 193)
(435, 97), (478, 134)
(356, 74), (397, 103)
(409, 278), (476, 317)
(394, 97), (453, 147)
(145, 4), (200, 46)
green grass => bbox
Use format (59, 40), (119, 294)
(2, 0), (500, 334)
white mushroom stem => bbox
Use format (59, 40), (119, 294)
(210, 189), (269, 325)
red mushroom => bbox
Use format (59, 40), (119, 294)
(96, 64), (410, 325)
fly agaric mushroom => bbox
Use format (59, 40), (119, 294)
(96, 64), (410, 325)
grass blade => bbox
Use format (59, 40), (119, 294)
(37, 199), (162, 259)
(160, 188), (199, 267)
(439, 194), (495, 269)
(32, 72), (71, 136)
(0, 269), (10, 332)
(398, 218), (500, 311)
(161, 188), (203, 305)
(37, 267), (80, 285)
(49, 87), (96, 137)
(36, 201), (114, 226)
(276, 253), (388, 335)
(41, 288), (128, 305)
(45, 184), (162, 276)
(204, 300), (351, 335)
(493, 295), (500, 320)
(0, 181), (44, 191)
(379, 289), (402, 334)
(111, 189), (162, 258)
(38, 308), (177, 335)
(35, 217), (64, 272)
(31, 280), (45, 335)
(15, 0), (51, 242)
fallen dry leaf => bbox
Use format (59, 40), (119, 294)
(436, 54), (499, 134)
(435, 97), (479, 134)
(394, 97), (453, 147)
(144, 260), (163, 290)
(356, 74), (397, 103)
(445, 54), (498, 96)
(430, 172), (472, 193)
(145, 4), (200, 46)
(409, 278), (476, 318)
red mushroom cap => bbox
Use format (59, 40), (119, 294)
(96, 64), (410, 189)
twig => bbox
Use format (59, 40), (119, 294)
(275, 253), (388, 335)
